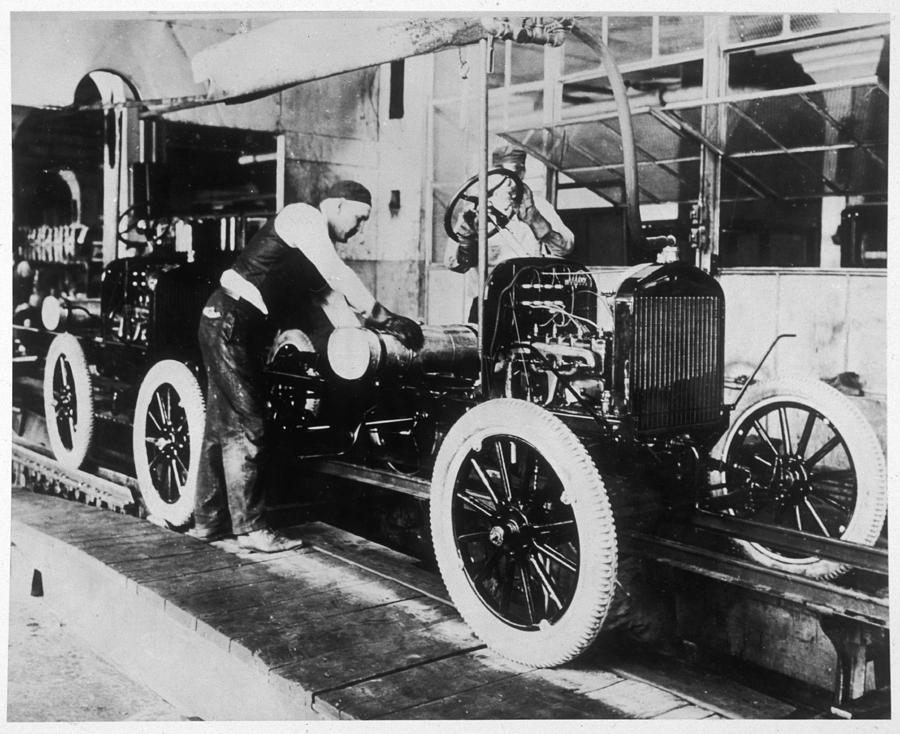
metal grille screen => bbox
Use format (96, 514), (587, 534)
(631, 295), (724, 432)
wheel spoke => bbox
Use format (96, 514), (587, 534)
(796, 411), (817, 458)
(519, 564), (537, 626)
(803, 498), (831, 537)
(147, 409), (163, 433)
(807, 490), (852, 515)
(155, 391), (169, 425)
(518, 445), (539, 502)
(469, 457), (501, 507)
(804, 435), (842, 469)
(751, 419), (781, 456)
(172, 415), (189, 437)
(778, 407), (793, 454)
(794, 505), (803, 531)
(532, 540), (578, 574)
(528, 555), (563, 611)
(173, 453), (189, 478)
(494, 441), (513, 503)
(532, 519), (576, 535)
(810, 467), (854, 483)
(458, 489), (495, 519)
(169, 459), (183, 492)
(456, 530), (490, 544)
(59, 358), (72, 390)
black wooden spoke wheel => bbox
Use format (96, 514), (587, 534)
(443, 168), (524, 243)
(708, 378), (886, 579)
(431, 399), (617, 667)
(133, 360), (206, 528)
(43, 333), (94, 470)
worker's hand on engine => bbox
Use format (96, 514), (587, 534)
(365, 303), (425, 351)
(383, 314), (424, 351)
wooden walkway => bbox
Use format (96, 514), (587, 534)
(10, 488), (800, 720)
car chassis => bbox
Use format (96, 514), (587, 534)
(28, 22), (887, 668)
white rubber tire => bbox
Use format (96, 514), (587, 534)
(43, 333), (94, 470)
(710, 378), (886, 579)
(431, 398), (617, 667)
(133, 360), (206, 528)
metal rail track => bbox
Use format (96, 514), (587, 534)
(13, 443), (888, 615)
(307, 460), (888, 616)
(11, 441), (138, 514)
(11, 437), (889, 715)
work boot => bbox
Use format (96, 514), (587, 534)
(185, 526), (232, 542)
(237, 528), (304, 553)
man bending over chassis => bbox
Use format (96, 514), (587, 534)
(192, 180), (424, 553)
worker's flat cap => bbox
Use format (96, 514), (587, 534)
(324, 180), (372, 206)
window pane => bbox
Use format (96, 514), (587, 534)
(489, 42), (506, 88)
(659, 15), (704, 55)
(608, 16), (653, 64)
(564, 17), (604, 76)
(510, 42), (544, 84)
(790, 13), (887, 34)
(561, 60), (704, 120)
(728, 15), (784, 44)
(489, 87), (544, 133)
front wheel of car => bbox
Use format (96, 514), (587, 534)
(430, 398), (617, 668)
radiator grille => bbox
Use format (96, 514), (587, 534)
(631, 295), (724, 432)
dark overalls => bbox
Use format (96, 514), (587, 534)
(193, 219), (329, 535)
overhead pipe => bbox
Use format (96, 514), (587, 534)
(570, 24), (645, 250)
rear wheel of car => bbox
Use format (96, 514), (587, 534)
(133, 360), (206, 528)
(707, 378), (886, 579)
(431, 398), (617, 667)
(43, 333), (94, 470)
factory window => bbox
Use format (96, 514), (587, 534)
(659, 15), (705, 56)
(717, 30), (888, 268)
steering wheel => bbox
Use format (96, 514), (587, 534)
(117, 204), (173, 248)
(443, 168), (524, 243)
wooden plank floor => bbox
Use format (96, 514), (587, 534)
(9, 488), (800, 720)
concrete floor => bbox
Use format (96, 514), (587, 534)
(6, 545), (193, 722)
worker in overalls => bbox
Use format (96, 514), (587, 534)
(193, 180), (423, 552)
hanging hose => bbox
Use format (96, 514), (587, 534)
(570, 25), (645, 250)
